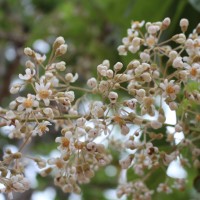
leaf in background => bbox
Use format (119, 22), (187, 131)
(194, 175), (200, 193)
(189, 0), (200, 12)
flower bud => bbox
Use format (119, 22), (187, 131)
(56, 61), (66, 71)
(180, 18), (189, 32)
(53, 36), (65, 50)
(169, 50), (178, 60)
(175, 124), (183, 132)
(140, 52), (150, 62)
(108, 91), (118, 103)
(121, 125), (130, 135)
(106, 69), (114, 78)
(114, 62), (123, 71)
(117, 45), (127, 55)
(55, 44), (68, 56)
(172, 34), (186, 44)
(169, 102), (178, 110)
(24, 47), (34, 56)
(150, 120), (162, 129)
(87, 77), (97, 88)
(162, 17), (171, 30)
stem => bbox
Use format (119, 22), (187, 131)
(19, 114), (81, 123)
(0, 122), (7, 127)
(69, 86), (93, 93)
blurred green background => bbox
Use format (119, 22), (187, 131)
(0, 0), (200, 199)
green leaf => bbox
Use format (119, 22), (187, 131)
(194, 175), (200, 193)
(189, 0), (200, 12)
(177, 99), (190, 116)
(184, 81), (200, 92)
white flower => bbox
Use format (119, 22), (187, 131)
(119, 156), (133, 169)
(55, 44), (68, 55)
(125, 98), (137, 109)
(172, 56), (184, 68)
(184, 63), (200, 80)
(5, 110), (16, 120)
(25, 60), (35, 69)
(65, 73), (78, 82)
(9, 101), (17, 110)
(114, 62), (123, 71)
(131, 20), (145, 30)
(150, 120), (162, 129)
(35, 53), (46, 63)
(11, 174), (30, 193)
(43, 108), (54, 119)
(108, 91), (118, 103)
(64, 91), (75, 102)
(33, 121), (51, 136)
(140, 52), (150, 62)
(128, 45), (140, 53)
(48, 157), (65, 169)
(146, 35), (157, 47)
(160, 79), (180, 100)
(24, 47), (33, 56)
(147, 24), (160, 34)
(76, 117), (86, 127)
(87, 77), (97, 88)
(169, 50), (178, 60)
(91, 101), (105, 118)
(35, 80), (52, 106)
(55, 136), (70, 151)
(10, 83), (23, 94)
(106, 69), (113, 78)
(19, 68), (36, 80)
(162, 17), (171, 28)
(180, 18), (189, 32)
(99, 80), (109, 94)
(117, 45), (127, 55)
(53, 36), (65, 49)
(97, 64), (108, 76)
(56, 61), (66, 71)
(16, 94), (39, 113)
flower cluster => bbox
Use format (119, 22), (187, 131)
(0, 18), (200, 199)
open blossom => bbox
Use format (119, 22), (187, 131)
(35, 80), (52, 106)
(19, 68), (36, 80)
(55, 131), (72, 151)
(160, 79), (180, 100)
(35, 53), (46, 64)
(33, 121), (51, 136)
(16, 94), (39, 113)
(65, 73), (78, 82)
(10, 83), (23, 94)
(11, 175), (30, 193)
(184, 63), (200, 80)
(131, 20), (145, 30)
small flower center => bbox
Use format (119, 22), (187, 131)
(39, 90), (50, 99)
(23, 99), (33, 108)
(55, 159), (64, 169)
(74, 141), (85, 150)
(166, 85), (175, 94)
(190, 68), (197, 76)
(39, 125), (46, 133)
(61, 138), (70, 148)
(147, 37), (156, 46)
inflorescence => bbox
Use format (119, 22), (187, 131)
(0, 17), (200, 199)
